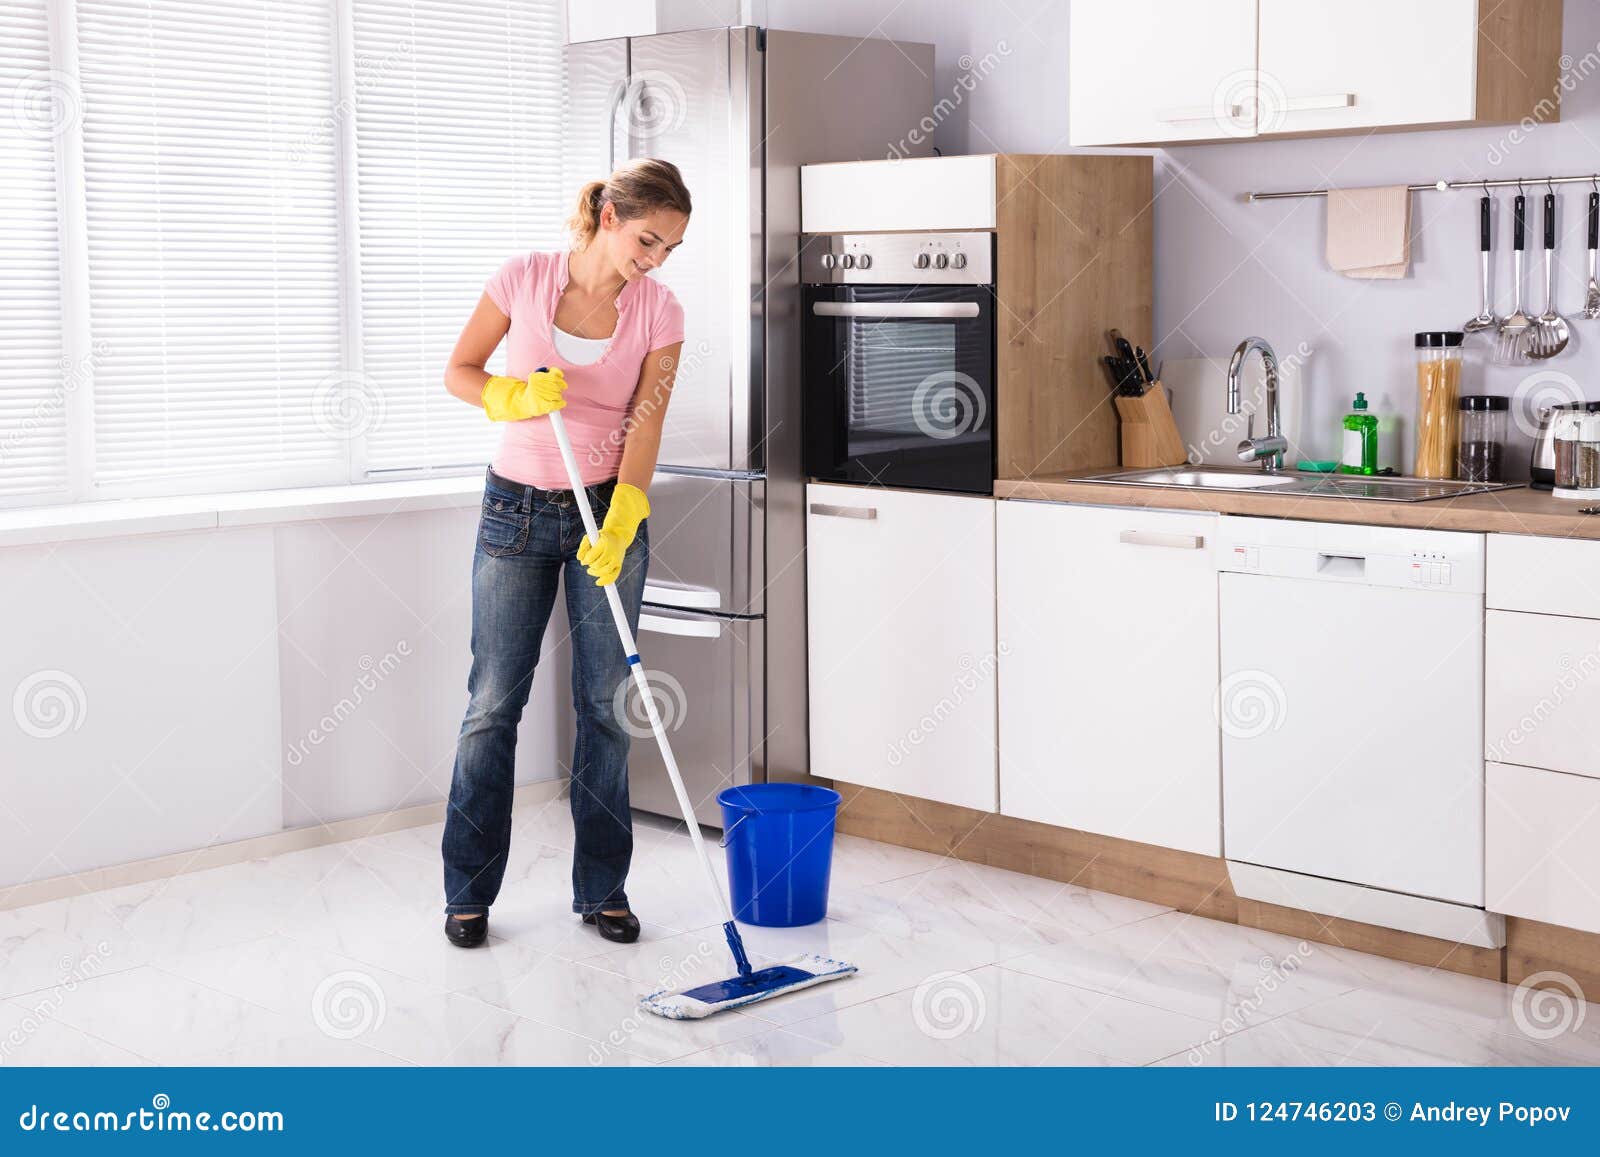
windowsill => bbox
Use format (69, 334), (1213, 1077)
(0, 474), (488, 549)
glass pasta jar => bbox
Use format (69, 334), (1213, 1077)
(1415, 331), (1464, 479)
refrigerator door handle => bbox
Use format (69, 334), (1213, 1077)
(638, 613), (723, 639)
(607, 78), (628, 170)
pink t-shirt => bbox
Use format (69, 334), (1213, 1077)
(484, 249), (684, 488)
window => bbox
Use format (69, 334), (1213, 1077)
(0, 0), (68, 505)
(0, 0), (567, 509)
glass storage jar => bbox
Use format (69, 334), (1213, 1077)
(1415, 331), (1464, 479)
(1456, 395), (1508, 482)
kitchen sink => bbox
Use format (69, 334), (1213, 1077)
(1078, 466), (1522, 503)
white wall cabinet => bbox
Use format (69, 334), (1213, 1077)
(1486, 761), (1600, 935)
(1068, 0), (1259, 146)
(806, 483), (997, 812)
(1069, 0), (1562, 146)
(996, 502), (1221, 856)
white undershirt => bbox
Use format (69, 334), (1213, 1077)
(552, 323), (610, 366)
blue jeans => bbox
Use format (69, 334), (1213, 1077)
(442, 467), (648, 917)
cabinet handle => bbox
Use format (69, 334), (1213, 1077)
(638, 613), (722, 639)
(809, 502), (877, 520)
(1119, 530), (1204, 550)
(812, 302), (980, 319)
(1158, 103), (1244, 124)
(1281, 92), (1357, 114)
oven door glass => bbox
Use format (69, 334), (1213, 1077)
(802, 283), (995, 494)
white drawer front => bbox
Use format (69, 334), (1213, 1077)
(1488, 534), (1600, 618)
(1485, 610), (1600, 779)
(1486, 761), (1600, 935)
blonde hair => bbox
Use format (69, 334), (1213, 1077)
(568, 158), (692, 249)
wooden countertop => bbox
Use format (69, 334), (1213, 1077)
(995, 472), (1600, 541)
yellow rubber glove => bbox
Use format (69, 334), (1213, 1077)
(576, 483), (649, 587)
(481, 367), (567, 422)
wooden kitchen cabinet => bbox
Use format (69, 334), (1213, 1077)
(996, 501), (1221, 856)
(1486, 761), (1600, 935)
(1069, 0), (1563, 146)
(805, 483), (997, 812)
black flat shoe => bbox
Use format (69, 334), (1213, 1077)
(444, 914), (488, 948)
(583, 909), (640, 944)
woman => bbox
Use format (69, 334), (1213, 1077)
(439, 158), (690, 948)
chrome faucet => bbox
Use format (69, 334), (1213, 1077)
(1227, 336), (1288, 473)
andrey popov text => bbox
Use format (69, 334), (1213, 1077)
(1215, 1101), (1573, 1126)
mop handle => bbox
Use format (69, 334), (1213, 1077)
(543, 407), (737, 930)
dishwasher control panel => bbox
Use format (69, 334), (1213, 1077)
(1217, 516), (1485, 595)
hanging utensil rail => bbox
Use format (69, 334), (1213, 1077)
(1247, 173), (1600, 202)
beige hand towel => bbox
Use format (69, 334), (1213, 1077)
(1326, 185), (1412, 279)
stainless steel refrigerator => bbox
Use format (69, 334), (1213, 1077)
(563, 26), (934, 826)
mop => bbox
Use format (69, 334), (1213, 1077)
(543, 399), (856, 1020)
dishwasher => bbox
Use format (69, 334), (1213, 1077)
(1216, 516), (1500, 948)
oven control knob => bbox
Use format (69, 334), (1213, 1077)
(820, 253), (836, 270)
(857, 253), (872, 269)
(840, 253), (856, 269)
(934, 253), (949, 269)
(914, 253), (931, 269)
(951, 252), (967, 269)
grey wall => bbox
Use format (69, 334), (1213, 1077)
(764, 0), (1600, 477)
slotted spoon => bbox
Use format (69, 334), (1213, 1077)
(1529, 192), (1570, 360)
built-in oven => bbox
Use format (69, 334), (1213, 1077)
(801, 231), (995, 495)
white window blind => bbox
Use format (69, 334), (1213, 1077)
(0, 0), (69, 504)
(352, 0), (566, 475)
(76, 0), (345, 495)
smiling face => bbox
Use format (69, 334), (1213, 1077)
(598, 203), (689, 281)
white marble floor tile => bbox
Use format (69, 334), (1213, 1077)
(1148, 1018), (1354, 1067)
(827, 878), (1076, 965)
(17, 965), (295, 1066)
(0, 997), (150, 1066)
(668, 1026), (883, 1066)
(1001, 931), (1358, 1029)
(0, 908), (134, 1000)
(1082, 912), (1375, 990)
(785, 965), (1213, 1067)
(883, 860), (1173, 936)
(460, 956), (771, 1063)
(826, 834), (951, 890)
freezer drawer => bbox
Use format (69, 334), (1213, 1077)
(622, 606), (761, 828)
(642, 470), (763, 615)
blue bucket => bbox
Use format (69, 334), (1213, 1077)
(716, 783), (841, 927)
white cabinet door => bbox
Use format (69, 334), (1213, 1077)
(806, 484), (997, 812)
(997, 502), (1221, 855)
(1486, 762), (1600, 935)
(1069, 0), (1259, 145)
(1485, 610), (1600, 780)
(1257, 0), (1477, 134)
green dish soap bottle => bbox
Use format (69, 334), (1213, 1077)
(1340, 392), (1378, 475)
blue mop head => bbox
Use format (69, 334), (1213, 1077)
(638, 953), (858, 1020)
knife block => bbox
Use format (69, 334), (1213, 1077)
(1114, 382), (1188, 469)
